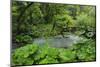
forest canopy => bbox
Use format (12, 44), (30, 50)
(12, 1), (96, 41)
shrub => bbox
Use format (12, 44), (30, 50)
(76, 13), (95, 28)
(12, 44), (38, 65)
(12, 39), (96, 66)
(72, 39), (96, 61)
(58, 49), (76, 62)
(15, 35), (33, 44)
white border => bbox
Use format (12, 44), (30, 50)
(0, 0), (100, 67)
(0, 0), (10, 67)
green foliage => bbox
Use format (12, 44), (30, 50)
(12, 1), (96, 66)
(34, 44), (59, 61)
(76, 13), (95, 28)
(12, 44), (38, 65)
(54, 14), (75, 27)
(16, 35), (32, 44)
(12, 44), (59, 65)
(12, 1), (96, 40)
(12, 39), (96, 66)
(59, 49), (76, 62)
(71, 39), (96, 62)
(39, 57), (59, 64)
(31, 24), (53, 37)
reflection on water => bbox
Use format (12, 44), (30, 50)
(33, 34), (84, 48)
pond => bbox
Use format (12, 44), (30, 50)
(12, 34), (85, 50)
(33, 34), (84, 48)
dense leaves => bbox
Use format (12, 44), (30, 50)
(12, 1), (96, 66)
(12, 44), (38, 65)
(12, 39), (96, 66)
(12, 1), (96, 42)
(15, 35), (33, 44)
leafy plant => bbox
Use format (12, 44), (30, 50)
(39, 57), (59, 64)
(12, 2), (96, 66)
(16, 35), (32, 44)
(72, 39), (96, 61)
(12, 44), (38, 65)
(59, 49), (76, 62)
(12, 39), (96, 66)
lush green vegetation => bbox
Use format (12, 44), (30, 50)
(12, 39), (96, 66)
(12, 1), (96, 66)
